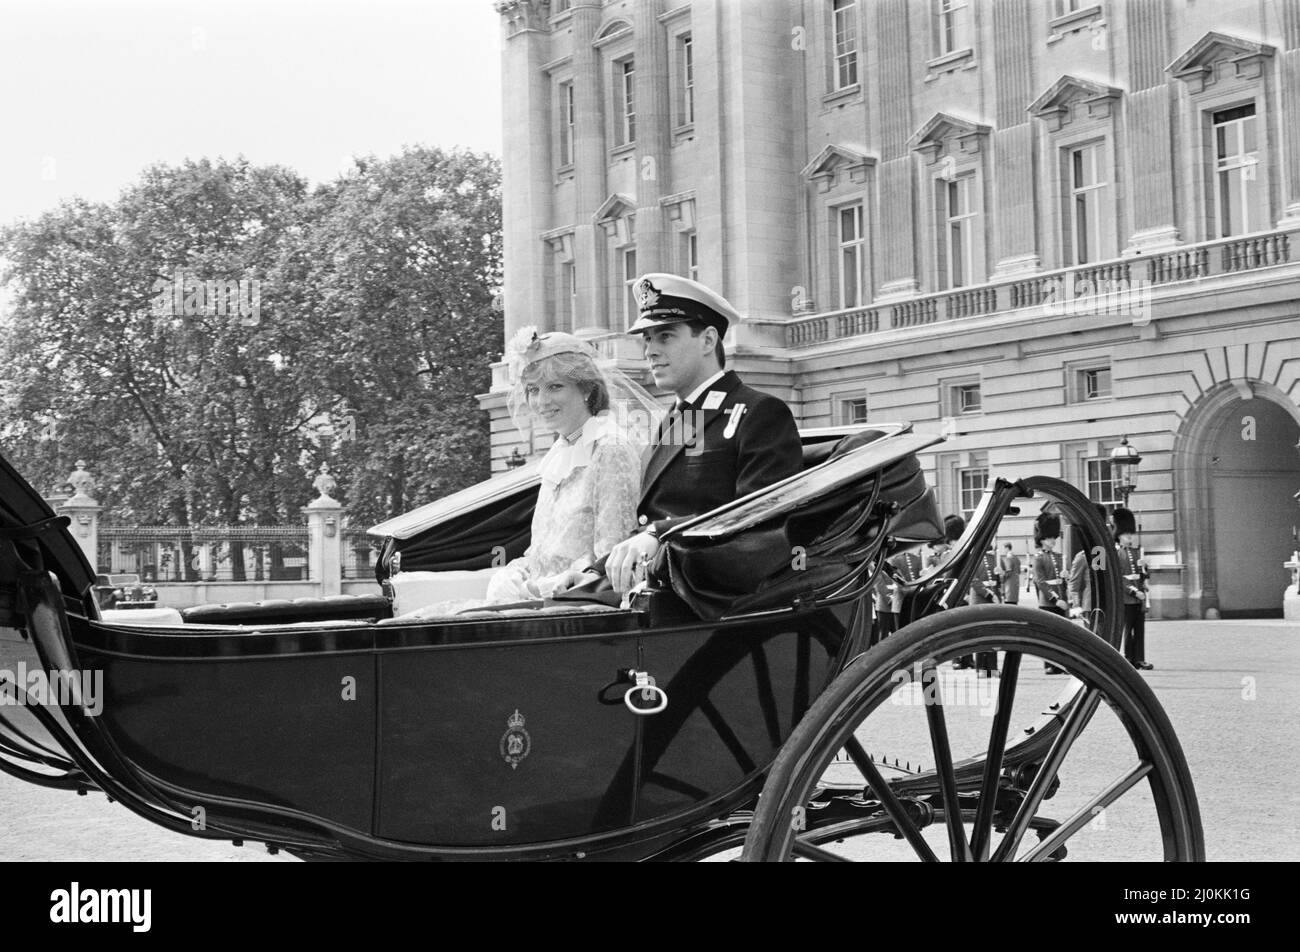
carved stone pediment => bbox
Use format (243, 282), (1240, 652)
(907, 113), (991, 163)
(1167, 31), (1276, 91)
(800, 145), (876, 192)
(1028, 75), (1123, 130)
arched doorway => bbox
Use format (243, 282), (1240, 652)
(1173, 382), (1300, 618)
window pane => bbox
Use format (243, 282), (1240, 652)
(950, 222), (965, 287)
(1241, 115), (1257, 155)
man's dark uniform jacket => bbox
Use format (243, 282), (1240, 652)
(637, 370), (803, 537)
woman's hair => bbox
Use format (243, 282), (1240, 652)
(521, 351), (610, 416)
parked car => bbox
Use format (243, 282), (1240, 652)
(107, 573), (157, 608)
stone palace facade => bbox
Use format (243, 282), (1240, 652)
(486, 0), (1300, 619)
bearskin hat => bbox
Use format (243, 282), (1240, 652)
(1112, 506), (1137, 538)
(943, 514), (965, 543)
(1034, 511), (1061, 544)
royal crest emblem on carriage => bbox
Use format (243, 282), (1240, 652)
(500, 709), (531, 769)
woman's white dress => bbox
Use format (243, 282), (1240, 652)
(400, 414), (643, 617)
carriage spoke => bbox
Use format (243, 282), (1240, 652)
(792, 839), (852, 862)
(750, 645), (784, 747)
(970, 650), (1021, 861)
(922, 662), (973, 862)
(842, 736), (940, 862)
(1020, 762), (1153, 862)
(992, 685), (1102, 862)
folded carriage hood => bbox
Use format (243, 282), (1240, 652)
(0, 451), (97, 602)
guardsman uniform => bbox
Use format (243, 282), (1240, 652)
(871, 563), (895, 645)
(1113, 506), (1152, 670)
(887, 548), (925, 628)
(966, 546), (1000, 674)
(998, 549), (1021, 604)
(1033, 512), (1068, 674)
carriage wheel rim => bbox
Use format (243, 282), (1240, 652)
(740, 605), (1204, 862)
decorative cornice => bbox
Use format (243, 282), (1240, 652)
(1166, 31), (1276, 90)
(1027, 75), (1123, 129)
(800, 145), (876, 192)
(495, 0), (551, 36)
(907, 113), (992, 162)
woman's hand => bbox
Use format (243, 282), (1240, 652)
(549, 569), (599, 595)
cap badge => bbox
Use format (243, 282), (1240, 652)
(634, 277), (661, 309)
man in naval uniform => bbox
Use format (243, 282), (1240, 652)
(1033, 511), (1069, 674)
(1113, 506), (1153, 670)
(574, 273), (804, 595)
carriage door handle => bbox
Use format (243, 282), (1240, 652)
(624, 669), (668, 715)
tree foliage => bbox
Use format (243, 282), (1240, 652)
(0, 148), (501, 531)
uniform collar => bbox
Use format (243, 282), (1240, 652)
(680, 368), (727, 408)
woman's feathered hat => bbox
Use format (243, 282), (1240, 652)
(503, 325), (596, 383)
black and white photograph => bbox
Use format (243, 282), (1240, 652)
(0, 0), (1295, 899)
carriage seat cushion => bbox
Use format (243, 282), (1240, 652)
(181, 593), (393, 626)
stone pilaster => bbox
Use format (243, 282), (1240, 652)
(633, 0), (670, 281)
(989, 124), (1040, 276)
(1278, 49), (1300, 224)
(1125, 0), (1170, 92)
(875, 0), (914, 161)
(992, 0), (1032, 130)
(570, 1), (608, 334)
(496, 0), (556, 338)
(1124, 86), (1179, 253)
(872, 0), (917, 298)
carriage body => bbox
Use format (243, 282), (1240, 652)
(0, 423), (1202, 862)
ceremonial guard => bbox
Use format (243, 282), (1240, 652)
(998, 543), (1021, 605)
(1113, 507), (1152, 669)
(871, 566), (895, 645)
(1068, 504), (1111, 625)
(963, 542), (1000, 675)
(886, 546), (925, 631)
(1032, 511), (1068, 674)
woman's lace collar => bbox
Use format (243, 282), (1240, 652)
(538, 414), (612, 486)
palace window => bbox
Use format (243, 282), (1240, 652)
(677, 33), (695, 126)
(616, 58), (636, 146)
(1211, 103), (1259, 237)
(621, 247), (638, 328)
(841, 396), (869, 425)
(1085, 457), (1121, 505)
(958, 465), (988, 521)
(832, 0), (859, 90)
(681, 231), (699, 281)
(1067, 142), (1106, 264)
(557, 261), (575, 332)
(837, 203), (866, 308)
(938, 175), (977, 289)
(936, 0), (971, 56)
(557, 81), (574, 168)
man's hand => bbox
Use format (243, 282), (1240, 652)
(606, 532), (661, 594)
(1055, 598), (1069, 612)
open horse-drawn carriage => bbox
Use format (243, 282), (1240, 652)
(0, 423), (1203, 861)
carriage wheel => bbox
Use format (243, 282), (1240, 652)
(740, 604), (1203, 862)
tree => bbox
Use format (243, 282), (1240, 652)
(0, 148), (502, 556)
